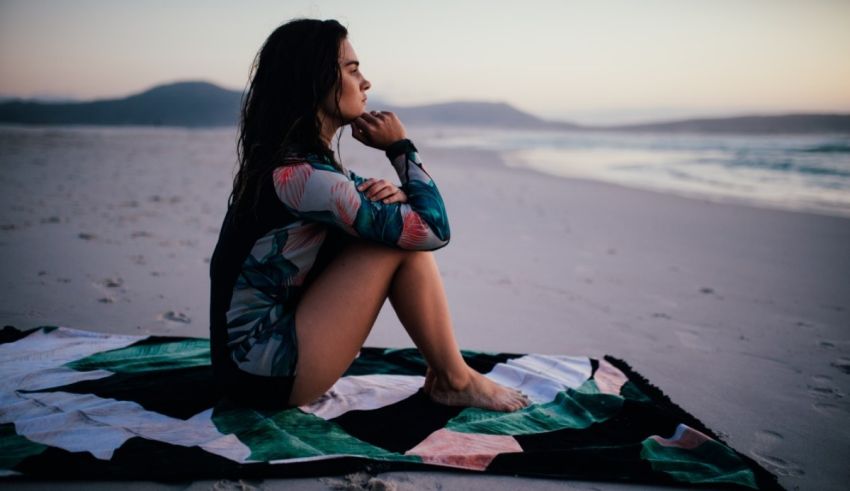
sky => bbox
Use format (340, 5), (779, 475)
(0, 0), (849, 125)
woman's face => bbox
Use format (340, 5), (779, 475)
(321, 37), (371, 125)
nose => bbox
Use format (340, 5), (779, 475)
(362, 78), (371, 92)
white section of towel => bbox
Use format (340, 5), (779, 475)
(300, 374), (425, 420)
(484, 354), (593, 404)
(0, 327), (142, 384)
(0, 390), (251, 463)
(0, 327), (251, 464)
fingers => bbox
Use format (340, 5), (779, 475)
(383, 189), (407, 204)
(371, 184), (399, 202)
(357, 178), (377, 194)
(358, 111), (396, 128)
(351, 113), (382, 144)
(356, 179), (404, 203)
(359, 112), (382, 126)
(367, 110), (392, 119)
(350, 119), (370, 143)
(351, 111), (405, 150)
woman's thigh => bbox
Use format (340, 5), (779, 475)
(288, 238), (415, 406)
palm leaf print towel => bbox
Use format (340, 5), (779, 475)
(0, 326), (781, 489)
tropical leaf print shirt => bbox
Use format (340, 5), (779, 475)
(210, 138), (451, 379)
(272, 139), (451, 252)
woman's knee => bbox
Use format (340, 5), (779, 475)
(343, 238), (425, 263)
(398, 250), (434, 271)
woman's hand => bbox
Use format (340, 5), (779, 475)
(357, 178), (408, 204)
(351, 110), (407, 150)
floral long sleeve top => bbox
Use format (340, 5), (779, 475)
(210, 139), (450, 379)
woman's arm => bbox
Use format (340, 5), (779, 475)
(272, 139), (450, 251)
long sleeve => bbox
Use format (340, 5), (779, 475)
(272, 139), (450, 251)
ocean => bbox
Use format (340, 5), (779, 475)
(2, 125), (849, 218)
(418, 127), (850, 218)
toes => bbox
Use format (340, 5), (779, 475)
(503, 396), (529, 412)
(510, 390), (531, 404)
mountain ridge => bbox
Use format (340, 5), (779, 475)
(1, 81), (848, 133)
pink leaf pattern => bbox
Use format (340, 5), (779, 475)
(281, 222), (326, 255)
(330, 180), (360, 227)
(398, 210), (430, 249)
(650, 424), (712, 449)
(282, 223), (328, 286)
(273, 164), (313, 209)
(595, 359), (629, 395)
(405, 428), (523, 471)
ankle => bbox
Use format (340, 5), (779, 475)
(434, 365), (472, 391)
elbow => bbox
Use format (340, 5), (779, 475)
(423, 234), (450, 251)
(426, 222), (451, 250)
(397, 214), (450, 251)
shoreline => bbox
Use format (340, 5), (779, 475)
(409, 124), (850, 221)
(2, 123), (848, 221)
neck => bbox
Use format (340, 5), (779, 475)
(318, 111), (340, 149)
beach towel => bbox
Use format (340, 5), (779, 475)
(0, 325), (781, 489)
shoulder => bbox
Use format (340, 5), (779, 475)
(272, 158), (349, 190)
(278, 147), (342, 172)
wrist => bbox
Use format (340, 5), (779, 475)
(384, 138), (417, 160)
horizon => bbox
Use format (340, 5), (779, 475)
(2, 0), (849, 125)
(3, 78), (850, 128)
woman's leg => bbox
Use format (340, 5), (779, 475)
(287, 239), (529, 411)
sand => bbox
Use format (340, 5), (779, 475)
(0, 124), (848, 490)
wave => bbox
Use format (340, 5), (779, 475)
(691, 156), (850, 178)
(797, 143), (850, 154)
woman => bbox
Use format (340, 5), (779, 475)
(210, 18), (529, 412)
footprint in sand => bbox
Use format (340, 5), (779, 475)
(101, 277), (123, 288)
(209, 479), (264, 491)
(830, 357), (850, 375)
(751, 430), (804, 477)
(320, 472), (400, 491)
(161, 310), (191, 324)
(811, 400), (850, 417)
(807, 374), (844, 399)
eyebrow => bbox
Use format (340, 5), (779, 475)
(343, 60), (360, 68)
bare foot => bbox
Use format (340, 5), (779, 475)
(425, 366), (530, 412)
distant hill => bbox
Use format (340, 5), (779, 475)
(383, 101), (582, 130)
(0, 81), (241, 127)
(1, 80), (848, 133)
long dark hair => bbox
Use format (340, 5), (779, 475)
(230, 18), (348, 219)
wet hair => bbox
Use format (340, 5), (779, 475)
(230, 18), (348, 219)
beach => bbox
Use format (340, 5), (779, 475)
(1, 125), (848, 490)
